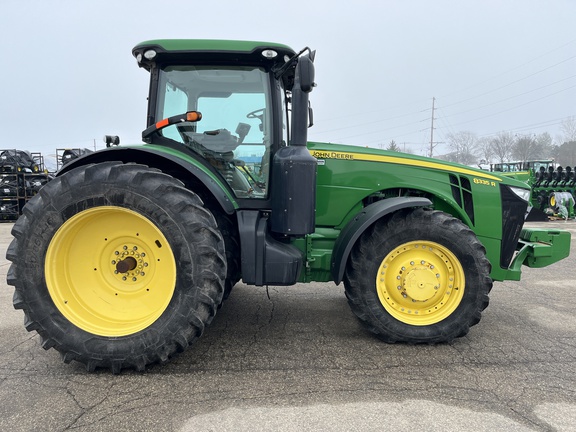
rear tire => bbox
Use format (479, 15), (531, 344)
(6, 162), (226, 372)
(344, 207), (492, 343)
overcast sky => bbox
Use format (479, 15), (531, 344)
(2, 0), (575, 159)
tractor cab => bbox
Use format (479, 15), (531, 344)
(133, 40), (317, 238)
(133, 40), (313, 201)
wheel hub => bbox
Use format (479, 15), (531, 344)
(111, 244), (149, 283)
(404, 266), (439, 301)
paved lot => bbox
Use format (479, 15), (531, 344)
(0, 220), (575, 432)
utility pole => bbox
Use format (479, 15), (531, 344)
(429, 97), (436, 158)
(428, 97), (443, 158)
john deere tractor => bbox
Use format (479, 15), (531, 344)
(6, 40), (571, 373)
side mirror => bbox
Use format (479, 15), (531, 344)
(297, 56), (315, 93)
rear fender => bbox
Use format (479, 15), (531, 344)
(331, 197), (432, 284)
(57, 146), (237, 214)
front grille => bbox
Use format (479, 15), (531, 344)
(500, 184), (529, 268)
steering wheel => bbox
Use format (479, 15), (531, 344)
(246, 108), (265, 119)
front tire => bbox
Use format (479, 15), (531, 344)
(344, 207), (492, 344)
(7, 162), (226, 372)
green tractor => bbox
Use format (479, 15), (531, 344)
(6, 40), (571, 373)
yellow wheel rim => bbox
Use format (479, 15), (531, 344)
(45, 206), (176, 337)
(376, 240), (465, 326)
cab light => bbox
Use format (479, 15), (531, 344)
(261, 49), (278, 59)
(144, 50), (157, 60)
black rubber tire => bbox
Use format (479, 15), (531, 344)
(344, 207), (492, 344)
(6, 162), (226, 373)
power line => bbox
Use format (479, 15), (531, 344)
(440, 74), (576, 119)
(310, 115), (430, 142)
(441, 54), (576, 109)
(440, 38), (576, 100)
(478, 114), (576, 138)
(448, 83), (576, 128)
(311, 38), (576, 148)
(310, 106), (431, 136)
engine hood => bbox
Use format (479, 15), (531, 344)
(307, 141), (529, 189)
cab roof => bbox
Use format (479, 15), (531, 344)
(132, 39), (297, 71)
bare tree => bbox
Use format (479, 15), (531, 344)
(512, 134), (544, 161)
(489, 131), (514, 163)
(554, 141), (576, 166)
(554, 117), (576, 166)
(476, 137), (493, 165)
(446, 131), (478, 165)
(535, 132), (553, 158)
(560, 116), (576, 143)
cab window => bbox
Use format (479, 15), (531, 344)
(156, 65), (272, 199)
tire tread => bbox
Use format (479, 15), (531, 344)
(344, 207), (492, 344)
(6, 162), (226, 373)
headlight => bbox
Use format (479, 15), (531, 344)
(509, 186), (531, 202)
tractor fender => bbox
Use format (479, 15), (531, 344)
(331, 196), (432, 284)
(57, 146), (237, 214)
